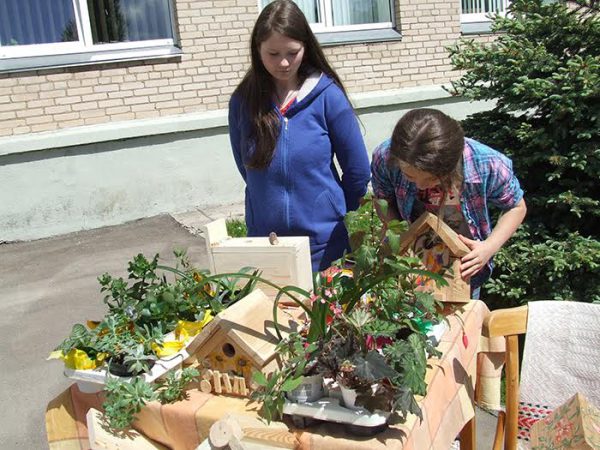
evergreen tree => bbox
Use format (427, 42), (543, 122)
(448, 0), (600, 304)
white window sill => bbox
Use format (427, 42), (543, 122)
(317, 28), (402, 46)
(461, 21), (494, 34)
(0, 45), (182, 74)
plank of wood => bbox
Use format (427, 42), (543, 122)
(86, 408), (167, 450)
(399, 211), (469, 257)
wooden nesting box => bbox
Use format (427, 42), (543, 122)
(203, 218), (313, 299)
(185, 289), (302, 392)
(399, 212), (471, 303)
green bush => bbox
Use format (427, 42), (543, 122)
(448, 0), (600, 306)
(226, 218), (247, 237)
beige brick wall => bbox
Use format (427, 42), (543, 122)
(0, 0), (492, 138)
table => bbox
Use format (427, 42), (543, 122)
(46, 300), (504, 450)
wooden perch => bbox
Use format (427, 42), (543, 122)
(208, 413), (297, 450)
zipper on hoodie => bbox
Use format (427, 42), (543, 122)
(282, 116), (290, 230)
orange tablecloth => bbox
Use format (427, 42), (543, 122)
(46, 300), (503, 450)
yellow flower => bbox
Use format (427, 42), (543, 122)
(48, 349), (107, 370)
(175, 312), (214, 341)
(152, 340), (185, 358)
(86, 320), (101, 329)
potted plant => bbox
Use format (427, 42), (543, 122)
(252, 194), (446, 424)
(49, 249), (261, 429)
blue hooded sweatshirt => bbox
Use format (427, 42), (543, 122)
(228, 73), (370, 271)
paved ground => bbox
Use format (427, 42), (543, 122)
(0, 204), (498, 449)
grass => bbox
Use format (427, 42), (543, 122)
(226, 218), (247, 237)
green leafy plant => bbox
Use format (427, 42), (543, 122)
(252, 194), (446, 422)
(226, 218), (248, 237)
(102, 367), (200, 430)
(447, 0), (600, 306)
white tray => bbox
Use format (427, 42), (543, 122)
(64, 332), (191, 393)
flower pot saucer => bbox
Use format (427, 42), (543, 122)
(282, 397), (390, 435)
(64, 331), (191, 393)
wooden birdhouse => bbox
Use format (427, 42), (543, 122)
(185, 289), (302, 395)
(203, 219), (313, 299)
(399, 211), (471, 303)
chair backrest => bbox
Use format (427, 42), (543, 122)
(484, 301), (600, 450)
(483, 305), (528, 450)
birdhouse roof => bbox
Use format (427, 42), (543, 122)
(399, 211), (470, 257)
(187, 289), (301, 366)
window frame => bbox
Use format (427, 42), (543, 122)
(460, 0), (510, 34)
(0, 0), (180, 73)
(259, 0), (397, 35)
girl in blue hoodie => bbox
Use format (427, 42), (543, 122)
(229, 0), (370, 272)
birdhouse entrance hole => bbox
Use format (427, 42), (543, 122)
(222, 343), (236, 358)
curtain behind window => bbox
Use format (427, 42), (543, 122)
(461, 0), (507, 14)
(260, 0), (319, 23)
(0, 0), (78, 46)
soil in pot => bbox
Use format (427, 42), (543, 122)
(107, 356), (155, 377)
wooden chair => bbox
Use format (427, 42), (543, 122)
(482, 305), (529, 450)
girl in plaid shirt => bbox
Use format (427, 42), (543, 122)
(371, 108), (527, 297)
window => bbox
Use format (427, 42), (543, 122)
(260, 0), (400, 45)
(461, 0), (509, 33)
(0, 0), (180, 72)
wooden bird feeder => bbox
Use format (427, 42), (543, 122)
(399, 211), (471, 303)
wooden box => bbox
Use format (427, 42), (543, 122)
(203, 219), (313, 299)
(399, 212), (471, 303)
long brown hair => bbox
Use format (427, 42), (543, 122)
(390, 108), (465, 207)
(234, 0), (347, 169)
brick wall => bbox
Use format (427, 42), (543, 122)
(0, 0), (491, 138)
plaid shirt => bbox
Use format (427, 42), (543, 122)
(371, 137), (524, 287)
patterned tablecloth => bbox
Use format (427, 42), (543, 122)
(46, 300), (504, 450)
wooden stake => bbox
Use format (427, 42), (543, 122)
(232, 376), (240, 395)
(213, 370), (222, 393)
(222, 373), (232, 393)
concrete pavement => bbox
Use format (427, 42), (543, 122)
(0, 204), (498, 449)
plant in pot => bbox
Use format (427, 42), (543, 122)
(50, 249), (262, 430)
(252, 194), (446, 423)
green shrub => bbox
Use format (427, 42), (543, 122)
(448, 0), (600, 305)
(226, 218), (247, 237)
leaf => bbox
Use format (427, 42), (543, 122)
(281, 376), (304, 392)
(252, 371), (268, 387)
(352, 351), (397, 382)
(385, 229), (401, 254)
(375, 198), (389, 219)
(348, 230), (367, 252)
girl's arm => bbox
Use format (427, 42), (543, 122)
(228, 95), (247, 181)
(459, 198), (527, 280)
(371, 140), (402, 224)
(325, 87), (370, 211)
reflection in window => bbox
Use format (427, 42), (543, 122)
(88, 0), (174, 44)
(0, 0), (78, 46)
(260, 0), (392, 30)
(332, 0), (391, 26)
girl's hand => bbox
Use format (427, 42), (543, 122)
(457, 235), (496, 280)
